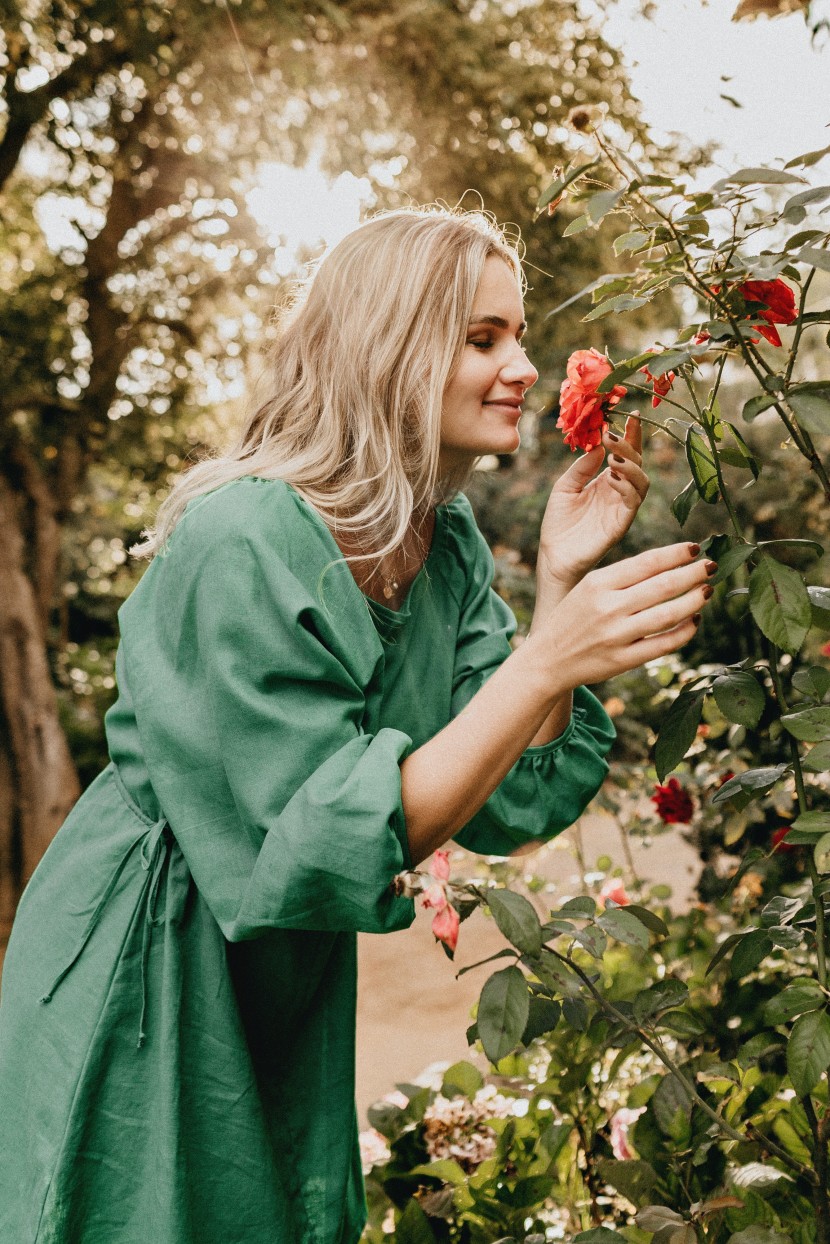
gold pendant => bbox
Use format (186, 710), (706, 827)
(382, 579), (399, 600)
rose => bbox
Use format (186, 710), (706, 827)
(640, 352), (675, 409)
(772, 826), (797, 854)
(557, 348), (627, 452)
(651, 777), (695, 825)
(421, 850), (460, 953)
(599, 878), (631, 908)
(609, 1107), (645, 1161)
(737, 278), (797, 347)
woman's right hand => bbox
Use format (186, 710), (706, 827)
(530, 541), (713, 690)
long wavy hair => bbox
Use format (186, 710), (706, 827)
(134, 206), (524, 564)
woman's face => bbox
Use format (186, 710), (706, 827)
(439, 255), (538, 474)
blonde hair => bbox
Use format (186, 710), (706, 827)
(134, 206), (523, 563)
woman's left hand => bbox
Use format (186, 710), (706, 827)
(537, 414), (649, 593)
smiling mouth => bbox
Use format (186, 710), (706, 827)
(484, 400), (523, 415)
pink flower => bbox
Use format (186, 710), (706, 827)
(599, 878), (630, 908)
(421, 850), (460, 952)
(557, 347), (627, 452)
(821, 641), (830, 658)
(610, 1107), (645, 1160)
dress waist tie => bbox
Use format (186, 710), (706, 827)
(39, 771), (185, 1049)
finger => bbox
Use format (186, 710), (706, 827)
(621, 582), (711, 643)
(607, 454), (649, 501)
(603, 425), (640, 465)
(604, 472), (644, 513)
(599, 541), (702, 590)
(623, 615), (701, 666)
(624, 412), (642, 456)
(557, 443), (605, 490)
(627, 560), (713, 613)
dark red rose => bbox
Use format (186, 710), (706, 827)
(736, 278), (797, 348)
(557, 348), (627, 452)
(651, 777), (695, 824)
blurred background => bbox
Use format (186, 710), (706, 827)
(1, 0), (828, 1106)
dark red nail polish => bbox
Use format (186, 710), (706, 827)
(688, 543), (701, 557)
(693, 613), (701, 624)
(704, 560), (717, 575)
(610, 470), (621, 480)
(702, 584), (714, 600)
(607, 431), (620, 442)
(611, 454), (626, 464)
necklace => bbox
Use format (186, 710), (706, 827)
(381, 573), (400, 601)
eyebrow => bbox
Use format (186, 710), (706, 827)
(468, 314), (527, 333)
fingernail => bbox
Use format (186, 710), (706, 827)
(688, 543), (701, 557)
(611, 454), (625, 464)
(704, 560), (717, 576)
(610, 470), (621, 480)
(693, 613), (701, 625)
(607, 431), (620, 442)
(702, 584), (714, 600)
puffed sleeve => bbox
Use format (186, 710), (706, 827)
(447, 501), (616, 856)
(118, 485), (416, 940)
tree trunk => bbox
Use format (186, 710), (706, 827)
(0, 476), (79, 947)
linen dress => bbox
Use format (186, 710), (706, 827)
(0, 476), (615, 1244)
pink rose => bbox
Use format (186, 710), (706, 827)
(421, 851), (460, 952)
(610, 1106), (645, 1160)
(557, 348), (627, 452)
(599, 878), (631, 908)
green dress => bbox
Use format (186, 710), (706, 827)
(0, 477), (614, 1244)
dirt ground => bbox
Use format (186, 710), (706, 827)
(355, 813), (701, 1121)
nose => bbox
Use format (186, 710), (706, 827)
(501, 341), (538, 390)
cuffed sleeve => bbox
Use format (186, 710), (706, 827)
(446, 502), (616, 856)
(120, 489), (416, 940)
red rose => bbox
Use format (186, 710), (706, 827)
(771, 826), (796, 854)
(557, 348), (627, 452)
(736, 278), (797, 348)
(651, 777), (695, 824)
(640, 351), (675, 408)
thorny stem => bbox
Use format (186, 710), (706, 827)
(545, 946), (815, 1181)
(769, 644), (828, 991)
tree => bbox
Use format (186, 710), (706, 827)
(0, 0), (643, 938)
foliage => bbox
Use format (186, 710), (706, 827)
(365, 122), (830, 1243)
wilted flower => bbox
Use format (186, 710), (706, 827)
(422, 1086), (515, 1172)
(610, 1106), (645, 1160)
(640, 352), (676, 408)
(651, 777), (695, 824)
(557, 348), (627, 452)
(421, 850), (460, 953)
(599, 878), (631, 908)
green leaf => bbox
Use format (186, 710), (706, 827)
(718, 166), (806, 186)
(537, 159), (601, 213)
(648, 347), (692, 377)
(586, 188), (625, 224)
(729, 1229), (792, 1244)
(597, 351), (659, 392)
(685, 427), (720, 504)
(563, 996), (589, 1030)
(809, 585), (830, 631)
(796, 247), (830, 273)
(556, 896), (597, 918)
(710, 543), (756, 585)
(757, 537), (824, 559)
(659, 1008), (707, 1037)
(613, 230), (651, 256)
(793, 811), (830, 833)
(637, 1206), (686, 1233)
(783, 185), (830, 213)
(731, 930), (773, 979)
(563, 214), (591, 236)
(786, 1008), (830, 1097)
(367, 1098), (406, 1138)
(487, 889), (543, 956)
(624, 905), (669, 936)
(572, 923), (608, 959)
(456, 947), (517, 977)
(599, 1154), (657, 1204)
(521, 995), (561, 1044)
(792, 666), (830, 700)
(396, 1197), (439, 1244)
(712, 671), (765, 727)
(721, 423), (760, 478)
(583, 293), (650, 321)
(781, 707), (830, 742)
(712, 764), (788, 804)
(742, 393), (777, 422)
(409, 1157), (468, 1185)
(477, 967), (529, 1065)
(748, 555), (811, 654)
(596, 906), (651, 949)
(764, 980), (827, 1025)
(633, 978), (689, 1021)
(442, 1061), (484, 1099)
(670, 478), (698, 528)
(574, 1229), (627, 1244)
(787, 384), (830, 436)
(654, 688), (705, 781)
(533, 950), (583, 998)
(804, 741), (830, 772)
(784, 142), (830, 169)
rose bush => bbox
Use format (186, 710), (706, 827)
(364, 125), (830, 1243)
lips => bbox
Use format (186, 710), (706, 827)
(484, 397), (523, 414)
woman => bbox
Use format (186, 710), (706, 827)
(0, 207), (711, 1243)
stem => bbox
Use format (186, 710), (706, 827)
(546, 948), (814, 1178)
(803, 1096), (830, 1244)
(768, 644), (827, 990)
(785, 266), (817, 388)
(609, 406), (687, 445)
(686, 371), (745, 542)
(573, 1109), (604, 1226)
(616, 815), (642, 888)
